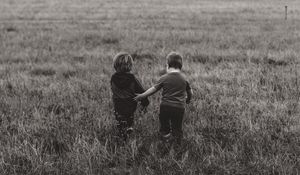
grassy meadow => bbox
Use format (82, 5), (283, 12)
(0, 0), (300, 174)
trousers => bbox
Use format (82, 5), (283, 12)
(159, 105), (185, 143)
(115, 111), (134, 140)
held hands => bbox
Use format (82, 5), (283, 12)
(135, 93), (148, 114)
(134, 93), (144, 101)
(186, 100), (190, 104)
(140, 106), (148, 114)
(186, 97), (191, 104)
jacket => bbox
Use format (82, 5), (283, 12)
(111, 72), (149, 116)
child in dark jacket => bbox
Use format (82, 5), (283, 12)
(111, 52), (149, 140)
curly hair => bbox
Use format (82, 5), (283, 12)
(113, 52), (133, 72)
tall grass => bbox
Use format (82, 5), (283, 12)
(0, 0), (300, 174)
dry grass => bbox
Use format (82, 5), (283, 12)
(0, 0), (300, 174)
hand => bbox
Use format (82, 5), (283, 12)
(186, 98), (191, 104)
(140, 106), (148, 114)
(134, 93), (144, 101)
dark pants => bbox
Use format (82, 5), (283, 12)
(159, 105), (185, 144)
(115, 111), (134, 140)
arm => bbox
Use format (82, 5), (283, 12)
(133, 77), (150, 107)
(134, 77), (146, 93)
(186, 88), (193, 104)
(186, 81), (193, 104)
(134, 86), (158, 101)
(135, 75), (164, 101)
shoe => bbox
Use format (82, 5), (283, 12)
(162, 133), (171, 139)
(126, 127), (134, 135)
(160, 133), (171, 142)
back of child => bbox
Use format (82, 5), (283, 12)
(110, 52), (149, 140)
(135, 52), (192, 145)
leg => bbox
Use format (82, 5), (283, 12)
(158, 106), (173, 155)
(115, 112), (128, 140)
(170, 107), (185, 145)
(125, 115), (134, 135)
(159, 105), (171, 138)
(125, 115), (134, 128)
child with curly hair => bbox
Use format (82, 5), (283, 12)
(111, 52), (149, 140)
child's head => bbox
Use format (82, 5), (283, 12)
(113, 52), (133, 72)
(166, 52), (183, 70)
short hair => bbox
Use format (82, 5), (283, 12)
(166, 52), (183, 69)
(113, 52), (133, 72)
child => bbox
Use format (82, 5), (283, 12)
(111, 52), (149, 140)
(134, 52), (192, 145)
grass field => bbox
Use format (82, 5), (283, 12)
(0, 0), (300, 174)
